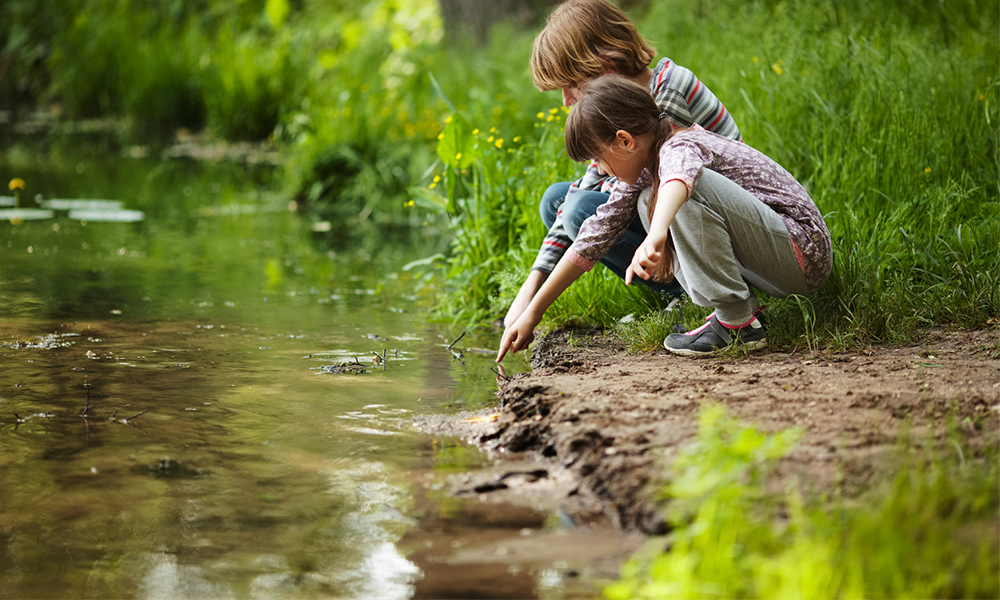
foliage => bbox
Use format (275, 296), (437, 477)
(604, 404), (1000, 599)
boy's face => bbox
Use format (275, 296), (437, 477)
(561, 84), (582, 106)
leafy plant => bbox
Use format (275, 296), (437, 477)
(605, 405), (1000, 599)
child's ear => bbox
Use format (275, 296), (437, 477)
(616, 130), (636, 152)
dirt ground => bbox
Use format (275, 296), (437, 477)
(416, 327), (1000, 534)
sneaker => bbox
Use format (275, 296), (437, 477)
(664, 314), (767, 357)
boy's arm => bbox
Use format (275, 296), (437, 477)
(512, 163), (612, 323)
(496, 257), (585, 362)
(503, 269), (547, 328)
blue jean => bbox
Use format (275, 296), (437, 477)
(540, 182), (683, 298)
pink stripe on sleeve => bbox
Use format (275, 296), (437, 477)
(566, 249), (594, 272)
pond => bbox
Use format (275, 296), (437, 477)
(0, 130), (616, 599)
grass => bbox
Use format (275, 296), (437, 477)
(603, 404), (999, 599)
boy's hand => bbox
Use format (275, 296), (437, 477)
(496, 311), (538, 362)
(625, 233), (666, 285)
(504, 270), (548, 328)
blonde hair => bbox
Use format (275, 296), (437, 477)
(565, 74), (681, 282)
(530, 0), (657, 92)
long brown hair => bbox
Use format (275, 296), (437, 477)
(530, 0), (657, 92)
(565, 74), (679, 281)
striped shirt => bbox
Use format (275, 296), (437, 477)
(531, 58), (742, 274)
(564, 126), (832, 293)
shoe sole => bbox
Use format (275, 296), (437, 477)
(664, 338), (768, 357)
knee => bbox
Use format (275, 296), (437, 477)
(561, 190), (608, 239)
(539, 182), (571, 228)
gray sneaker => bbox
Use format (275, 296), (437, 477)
(664, 314), (767, 357)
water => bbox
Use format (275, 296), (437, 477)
(0, 131), (624, 599)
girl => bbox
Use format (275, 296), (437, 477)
(497, 75), (831, 361)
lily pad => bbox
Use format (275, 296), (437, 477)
(42, 199), (124, 211)
(0, 208), (54, 220)
(69, 209), (144, 222)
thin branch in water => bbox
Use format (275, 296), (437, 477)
(80, 382), (92, 418)
(446, 331), (466, 351)
(491, 367), (512, 382)
(123, 409), (148, 422)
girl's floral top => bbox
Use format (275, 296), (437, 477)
(565, 126), (833, 292)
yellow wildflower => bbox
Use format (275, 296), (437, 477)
(433, 175), (441, 183)
(429, 183), (437, 189)
(472, 129), (479, 135)
(437, 133), (445, 140)
(924, 167), (931, 173)
(513, 136), (521, 143)
(494, 138), (503, 149)
(455, 152), (462, 160)
(487, 136), (494, 143)
(9, 178), (25, 191)
(537, 112), (545, 119)
(772, 64), (783, 75)
(549, 108), (559, 114)
(752, 56), (758, 63)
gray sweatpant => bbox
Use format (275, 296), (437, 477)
(639, 168), (810, 327)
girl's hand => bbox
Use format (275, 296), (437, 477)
(496, 311), (539, 362)
(625, 233), (666, 285)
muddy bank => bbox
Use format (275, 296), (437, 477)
(416, 328), (1000, 533)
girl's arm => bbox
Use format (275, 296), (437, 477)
(625, 179), (689, 284)
(496, 258), (585, 362)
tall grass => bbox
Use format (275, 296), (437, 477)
(424, 0), (999, 346)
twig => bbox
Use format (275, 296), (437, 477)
(446, 331), (466, 351)
(123, 409), (148, 422)
(491, 367), (512, 382)
(382, 348), (387, 371)
(80, 382), (92, 418)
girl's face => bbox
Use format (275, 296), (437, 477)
(593, 132), (645, 184)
